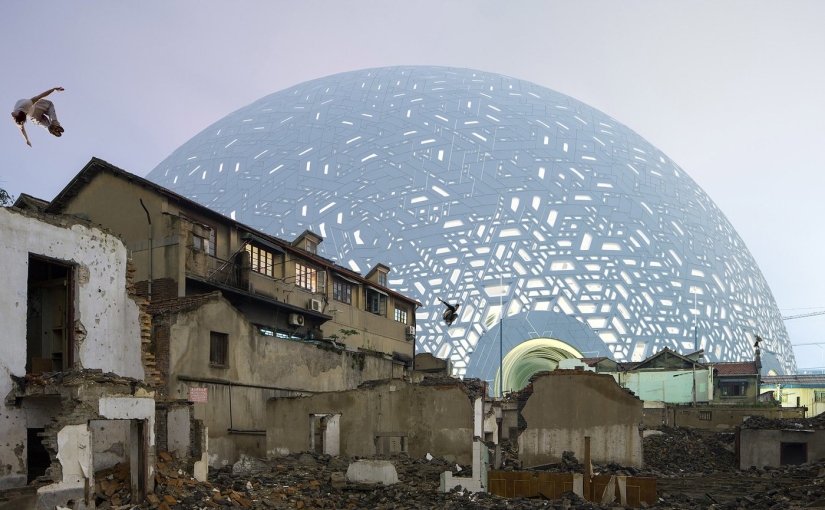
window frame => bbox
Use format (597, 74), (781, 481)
(246, 244), (278, 278)
(296, 262), (319, 292)
(333, 278), (353, 304)
(394, 306), (408, 324)
(209, 331), (229, 368)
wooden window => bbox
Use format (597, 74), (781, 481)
(296, 263), (318, 291)
(333, 279), (352, 304)
(378, 271), (387, 287)
(366, 289), (387, 316)
(720, 382), (747, 397)
(246, 244), (275, 277)
(210, 332), (228, 367)
(306, 239), (317, 254)
(394, 306), (408, 324)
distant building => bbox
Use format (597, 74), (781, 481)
(761, 374), (825, 415)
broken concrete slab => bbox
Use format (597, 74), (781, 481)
(346, 460), (398, 485)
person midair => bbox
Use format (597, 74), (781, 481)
(11, 87), (65, 146)
(437, 297), (461, 326)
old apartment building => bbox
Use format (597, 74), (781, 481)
(40, 157), (422, 465)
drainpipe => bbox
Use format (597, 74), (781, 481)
(139, 199), (153, 301)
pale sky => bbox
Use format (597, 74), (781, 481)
(2, 1), (824, 369)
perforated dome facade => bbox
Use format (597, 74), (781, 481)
(147, 66), (796, 381)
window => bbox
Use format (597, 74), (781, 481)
(378, 271), (387, 287)
(193, 234), (210, 253)
(720, 382), (747, 397)
(699, 411), (712, 421)
(333, 279), (352, 304)
(366, 288), (387, 316)
(182, 214), (215, 256)
(394, 306), (408, 324)
(296, 263), (318, 291)
(815, 391), (825, 403)
(306, 239), (317, 254)
(246, 244), (276, 277)
(210, 332), (228, 367)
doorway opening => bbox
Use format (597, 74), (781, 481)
(309, 414), (340, 456)
(27, 255), (74, 373)
(780, 442), (807, 465)
(27, 428), (50, 483)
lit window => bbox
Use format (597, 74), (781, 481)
(333, 279), (352, 304)
(296, 263), (318, 291)
(395, 306), (408, 324)
(246, 245), (275, 277)
(210, 332), (228, 367)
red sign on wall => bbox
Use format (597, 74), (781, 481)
(189, 387), (208, 403)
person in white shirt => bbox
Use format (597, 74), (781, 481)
(11, 87), (65, 147)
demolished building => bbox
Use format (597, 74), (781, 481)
(265, 378), (483, 464)
(0, 206), (206, 508)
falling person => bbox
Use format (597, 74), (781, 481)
(437, 297), (461, 326)
(11, 87), (65, 146)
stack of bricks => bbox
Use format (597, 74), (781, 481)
(94, 461), (132, 508)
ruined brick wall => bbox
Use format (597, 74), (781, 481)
(126, 260), (162, 389)
(134, 277), (178, 302)
(150, 320), (171, 396)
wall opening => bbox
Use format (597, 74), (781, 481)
(780, 442), (807, 466)
(90, 419), (148, 507)
(309, 414), (340, 456)
(27, 255), (74, 373)
(27, 428), (50, 483)
(375, 433), (408, 457)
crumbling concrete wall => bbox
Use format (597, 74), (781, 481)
(155, 294), (407, 466)
(517, 370), (644, 468)
(266, 380), (475, 464)
(642, 405), (807, 430)
(0, 208), (145, 489)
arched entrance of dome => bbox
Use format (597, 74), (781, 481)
(492, 338), (583, 397)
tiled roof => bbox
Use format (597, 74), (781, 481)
(762, 374), (825, 386)
(713, 361), (758, 375)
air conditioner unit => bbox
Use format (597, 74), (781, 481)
(289, 313), (305, 327)
(308, 299), (323, 312)
(406, 326), (416, 336)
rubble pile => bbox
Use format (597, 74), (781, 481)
(741, 412), (825, 430)
(135, 449), (825, 510)
(94, 461), (133, 508)
(643, 427), (736, 474)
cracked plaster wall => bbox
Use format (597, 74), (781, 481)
(0, 208), (145, 489)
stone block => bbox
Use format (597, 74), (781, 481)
(346, 460), (398, 485)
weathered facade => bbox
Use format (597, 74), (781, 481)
(515, 370), (644, 468)
(46, 158), (420, 359)
(149, 292), (408, 465)
(266, 379), (478, 464)
(0, 207), (161, 507)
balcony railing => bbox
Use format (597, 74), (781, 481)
(204, 255), (246, 291)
